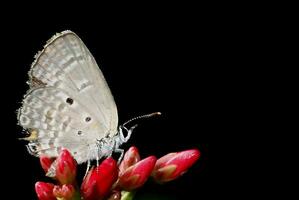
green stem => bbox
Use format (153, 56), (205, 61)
(121, 191), (136, 200)
(73, 191), (82, 200)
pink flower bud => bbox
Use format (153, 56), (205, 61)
(35, 182), (56, 200)
(152, 149), (200, 183)
(119, 146), (140, 176)
(55, 148), (77, 184)
(81, 157), (118, 200)
(118, 156), (157, 191)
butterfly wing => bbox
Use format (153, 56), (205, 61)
(18, 31), (118, 163)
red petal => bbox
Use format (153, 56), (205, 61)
(81, 157), (118, 200)
(35, 182), (56, 200)
(119, 156), (156, 190)
(154, 153), (176, 169)
(119, 146), (140, 176)
(55, 148), (77, 184)
(40, 156), (55, 173)
(152, 149), (200, 182)
(80, 166), (98, 199)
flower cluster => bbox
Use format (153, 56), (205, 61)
(35, 147), (200, 200)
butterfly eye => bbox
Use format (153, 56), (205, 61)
(85, 117), (91, 122)
(77, 131), (82, 135)
(66, 98), (73, 105)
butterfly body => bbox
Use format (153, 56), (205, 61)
(18, 31), (124, 164)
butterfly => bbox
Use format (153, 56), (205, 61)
(17, 30), (160, 168)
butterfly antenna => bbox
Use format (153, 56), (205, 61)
(123, 112), (162, 127)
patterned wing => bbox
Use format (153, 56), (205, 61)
(18, 31), (118, 163)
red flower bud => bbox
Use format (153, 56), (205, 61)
(55, 148), (77, 184)
(35, 182), (56, 200)
(152, 149), (200, 183)
(40, 156), (55, 173)
(118, 156), (156, 191)
(119, 146), (140, 176)
(81, 157), (118, 200)
(53, 184), (76, 200)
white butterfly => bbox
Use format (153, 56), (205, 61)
(17, 30), (160, 167)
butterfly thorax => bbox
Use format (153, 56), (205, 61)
(87, 125), (135, 164)
(95, 133), (122, 158)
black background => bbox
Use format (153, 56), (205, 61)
(0, 9), (218, 199)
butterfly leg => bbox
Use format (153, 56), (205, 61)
(96, 154), (100, 173)
(114, 148), (124, 164)
(126, 124), (138, 142)
(84, 160), (91, 179)
(118, 127), (125, 142)
(120, 124), (138, 143)
(107, 139), (123, 164)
